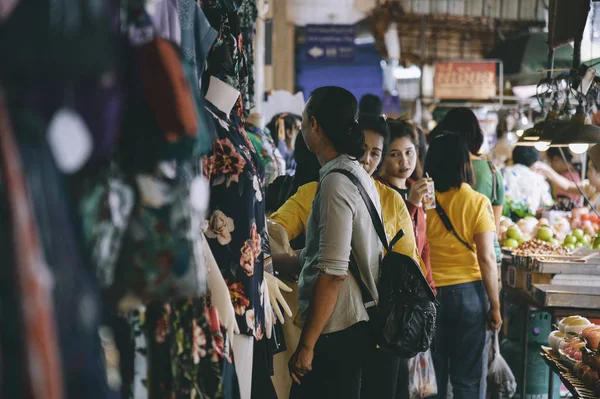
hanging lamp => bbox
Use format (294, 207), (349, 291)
(549, 104), (600, 153)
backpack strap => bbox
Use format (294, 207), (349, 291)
(434, 198), (474, 252)
(324, 169), (404, 310)
(328, 169), (391, 252)
(488, 161), (498, 203)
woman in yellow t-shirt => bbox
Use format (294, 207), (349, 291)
(424, 134), (502, 399)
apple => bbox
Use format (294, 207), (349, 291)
(565, 243), (576, 250)
(573, 228), (585, 241)
(582, 235), (593, 245)
(576, 242), (585, 248)
(565, 235), (577, 245)
(507, 226), (523, 240)
(503, 239), (519, 249)
(536, 226), (554, 242)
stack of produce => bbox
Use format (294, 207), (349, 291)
(500, 213), (600, 251)
(547, 316), (600, 394)
(512, 239), (571, 256)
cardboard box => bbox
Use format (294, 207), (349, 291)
(503, 265), (553, 294)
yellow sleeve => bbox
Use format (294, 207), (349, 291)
(270, 182), (318, 241)
(475, 196), (497, 235)
(376, 182), (420, 262)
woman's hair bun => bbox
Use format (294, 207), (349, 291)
(307, 86), (365, 160)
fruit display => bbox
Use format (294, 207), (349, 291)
(500, 211), (600, 251)
(547, 316), (600, 394)
(512, 239), (571, 256)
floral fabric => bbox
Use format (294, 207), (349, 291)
(202, 99), (269, 338)
(202, 0), (256, 115)
(245, 124), (286, 185)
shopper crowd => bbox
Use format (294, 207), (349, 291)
(260, 90), (504, 399)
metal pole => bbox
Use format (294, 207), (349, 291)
(547, 48), (555, 79)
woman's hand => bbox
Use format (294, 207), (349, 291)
(288, 344), (314, 385)
(487, 307), (503, 331)
(407, 179), (431, 207)
(531, 161), (553, 177)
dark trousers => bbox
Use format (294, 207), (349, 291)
(290, 322), (371, 399)
(361, 349), (409, 399)
(432, 281), (488, 399)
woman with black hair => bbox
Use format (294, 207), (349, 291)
(424, 134), (502, 399)
(267, 113), (302, 174)
(287, 86), (385, 398)
(265, 133), (321, 215)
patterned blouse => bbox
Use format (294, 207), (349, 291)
(203, 98), (270, 338)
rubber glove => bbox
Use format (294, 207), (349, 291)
(204, 237), (240, 338)
(263, 277), (273, 339)
(264, 272), (293, 324)
(267, 218), (295, 256)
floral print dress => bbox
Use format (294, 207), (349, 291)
(202, 98), (269, 338)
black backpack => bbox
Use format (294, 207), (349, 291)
(329, 169), (438, 358)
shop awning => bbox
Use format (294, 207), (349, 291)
(487, 33), (574, 86)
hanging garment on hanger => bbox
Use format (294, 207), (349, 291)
(238, 0), (258, 114)
(8, 103), (110, 399)
(179, 0), (218, 90)
(137, 37), (199, 141)
(0, 88), (63, 399)
(0, 0), (116, 84)
(244, 123), (285, 185)
(201, 7), (249, 111)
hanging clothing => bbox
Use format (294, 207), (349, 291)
(0, 90), (64, 399)
(238, 0), (258, 114)
(179, 0), (218, 89)
(202, 3), (251, 114)
(148, 0), (182, 45)
(245, 123), (286, 185)
(202, 98), (269, 336)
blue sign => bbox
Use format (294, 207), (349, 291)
(305, 25), (355, 63)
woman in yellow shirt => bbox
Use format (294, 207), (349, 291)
(424, 134), (502, 399)
(270, 115), (422, 399)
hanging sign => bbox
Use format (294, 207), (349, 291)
(305, 25), (355, 63)
(434, 61), (497, 100)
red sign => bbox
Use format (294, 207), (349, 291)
(434, 62), (497, 100)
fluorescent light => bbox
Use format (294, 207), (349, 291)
(535, 142), (550, 151)
(569, 143), (590, 154)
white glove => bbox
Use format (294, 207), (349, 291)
(263, 277), (273, 339)
(204, 237), (240, 338)
(267, 219), (295, 256)
(264, 272), (293, 324)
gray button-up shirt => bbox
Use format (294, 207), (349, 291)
(298, 155), (383, 334)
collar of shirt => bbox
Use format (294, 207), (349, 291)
(319, 154), (358, 178)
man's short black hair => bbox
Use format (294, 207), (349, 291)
(512, 146), (540, 167)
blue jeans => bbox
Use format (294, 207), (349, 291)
(432, 281), (488, 399)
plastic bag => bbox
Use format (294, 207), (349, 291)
(487, 332), (517, 399)
(408, 349), (438, 399)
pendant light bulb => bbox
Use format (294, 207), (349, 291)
(568, 143), (589, 154)
(534, 142), (550, 152)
